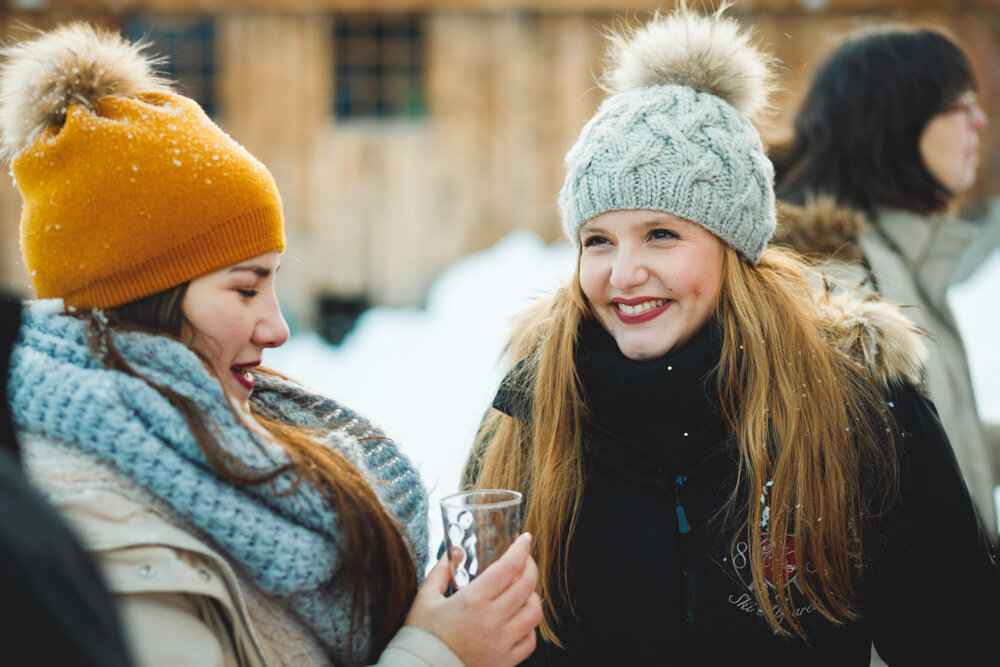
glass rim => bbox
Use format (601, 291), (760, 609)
(440, 489), (523, 510)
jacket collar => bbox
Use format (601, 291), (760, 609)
(574, 318), (722, 452)
(871, 207), (977, 313)
(494, 319), (728, 479)
(873, 207), (976, 265)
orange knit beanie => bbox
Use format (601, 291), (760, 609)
(0, 24), (285, 309)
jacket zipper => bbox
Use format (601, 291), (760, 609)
(675, 474), (697, 625)
(97, 539), (268, 664)
(203, 545), (268, 665)
(674, 475), (691, 534)
(673, 442), (730, 628)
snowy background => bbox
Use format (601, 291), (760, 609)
(267, 230), (1000, 566)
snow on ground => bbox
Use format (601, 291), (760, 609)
(268, 230), (1000, 566)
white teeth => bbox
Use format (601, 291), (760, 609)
(616, 299), (668, 315)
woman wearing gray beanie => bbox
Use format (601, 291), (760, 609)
(463, 7), (999, 665)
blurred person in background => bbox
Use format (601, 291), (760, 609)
(1, 293), (133, 666)
(2, 24), (540, 667)
(774, 25), (1000, 542)
(463, 8), (1000, 666)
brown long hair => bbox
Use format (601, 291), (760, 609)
(81, 283), (416, 660)
(471, 245), (899, 643)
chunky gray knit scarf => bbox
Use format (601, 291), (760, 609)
(9, 301), (428, 666)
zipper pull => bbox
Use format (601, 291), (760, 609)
(674, 475), (691, 534)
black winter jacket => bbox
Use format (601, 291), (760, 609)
(486, 319), (1000, 666)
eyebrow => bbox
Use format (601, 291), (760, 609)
(228, 264), (274, 278)
(581, 216), (683, 235)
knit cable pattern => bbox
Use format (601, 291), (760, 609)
(8, 301), (428, 666)
(558, 84), (775, 264)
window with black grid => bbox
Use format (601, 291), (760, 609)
(334, 14), (426, 120)
(124, 15), (217, 118)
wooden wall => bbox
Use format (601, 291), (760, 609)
(1, 2), (998, 329)
(214, 10), (610, 317)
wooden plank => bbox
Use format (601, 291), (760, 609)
(43, 0), (701, 13)
(309, 127), (373, 302)
(42, 0), (988, 13)
(217, 12), (334, 325)
(425, 12), (493, 280)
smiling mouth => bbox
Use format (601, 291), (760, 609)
(613, 298), (672, 323)
(230, 365), (256, 392)
(616, 299), (669, 315)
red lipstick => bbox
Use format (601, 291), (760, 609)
(230, 363), (259, 392)
(611, 298), (672, 324)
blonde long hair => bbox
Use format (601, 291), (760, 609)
(470, 245), (898, 643)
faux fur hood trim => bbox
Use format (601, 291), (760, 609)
(773, 197), (866, 262)
(817, 289), (927, 389)
(771, 197), (927, 386)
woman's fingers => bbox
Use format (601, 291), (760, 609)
(469, 532), (532, 600)
(494, 548), (539, 619)
(421, 552), (453, 597)
(508, 628), (538, 666)
(510, 592), (544, 636)
(404, 534), (542, 667)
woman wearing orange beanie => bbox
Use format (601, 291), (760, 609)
(3, 24), (540, 667)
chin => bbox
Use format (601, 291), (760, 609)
(617, 339), (673, 362)
(227, 385), (253, 409)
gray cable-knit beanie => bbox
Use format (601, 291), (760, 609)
(559, 7), (777, 264)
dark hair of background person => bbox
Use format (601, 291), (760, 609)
(774, 26), (977, 218)
(0, 293), (134, 666)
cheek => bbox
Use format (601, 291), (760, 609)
(181, 300), (244, 360)
(210, 316), (254, 350)
(920, 118), (963, 172)
(578, 259), (605, 303)
(682, 251), (723, 308)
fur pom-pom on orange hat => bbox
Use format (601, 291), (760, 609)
(0, 23), (285, 309)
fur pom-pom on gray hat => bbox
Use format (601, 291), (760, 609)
(558, 6), (778, 264)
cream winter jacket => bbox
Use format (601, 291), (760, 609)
(775, 200), (1000, 538)
(22, 435), (464, 667)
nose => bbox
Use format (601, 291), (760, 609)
(609, 246), (649, 291)
(254, 292), (290, 349)
(970, 103), (988, 132)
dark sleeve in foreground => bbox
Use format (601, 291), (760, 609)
(1, 294), (132, 665)
(1, 295), (22, 460)
(0, 451), (134, 667)
(869, 384), (1000, 665)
